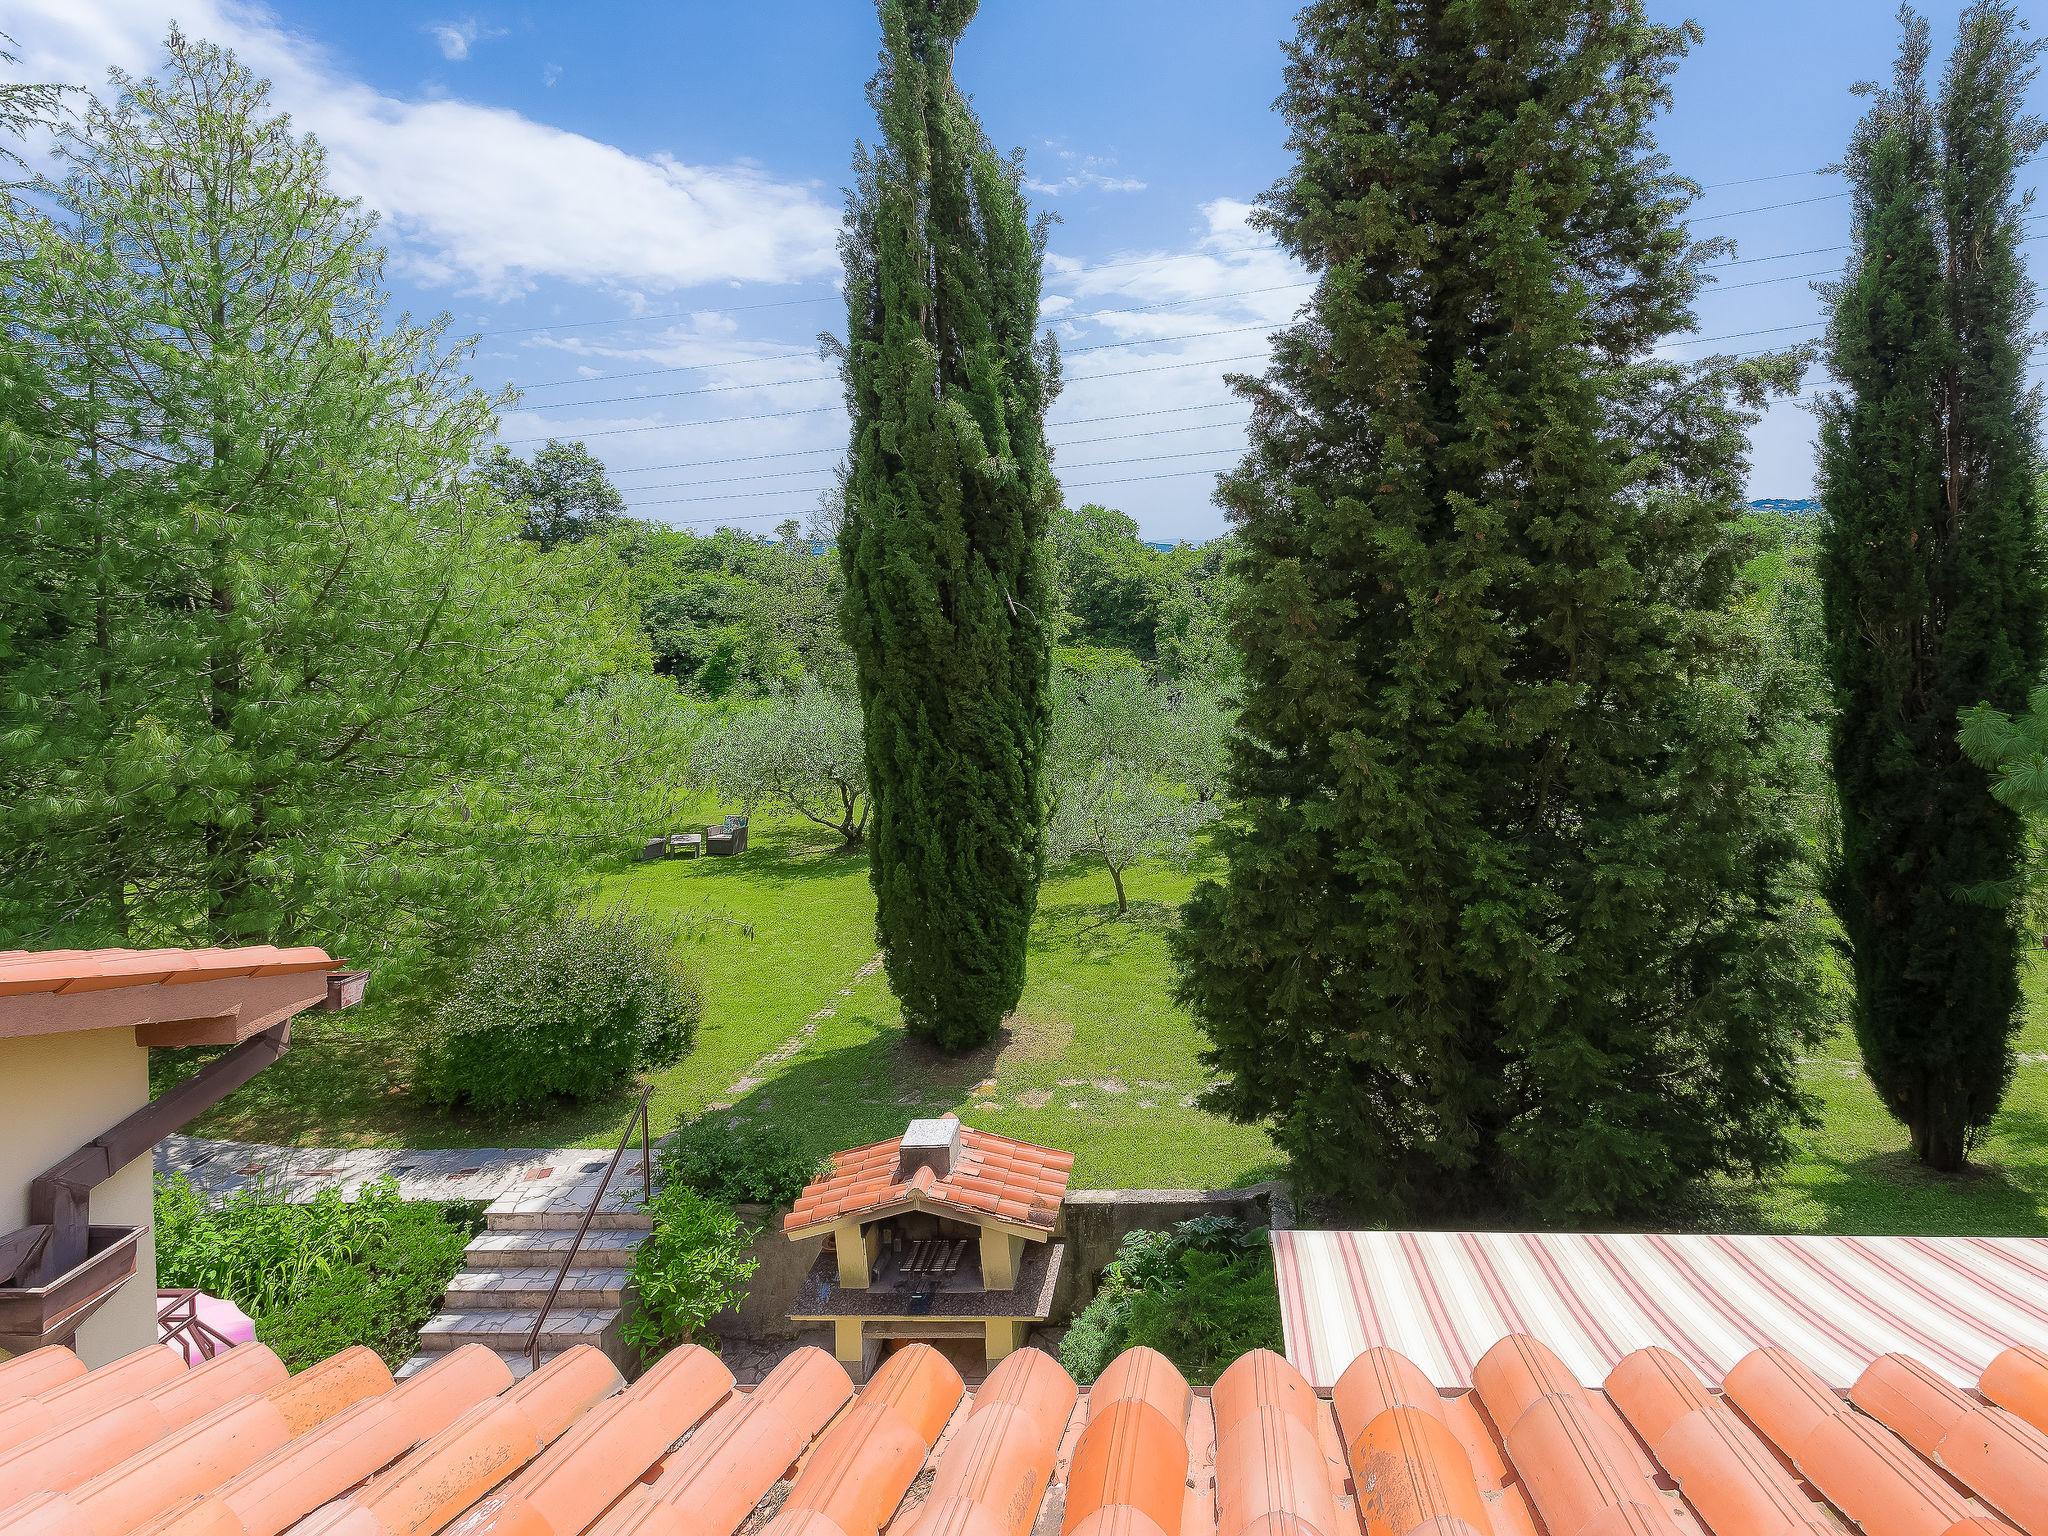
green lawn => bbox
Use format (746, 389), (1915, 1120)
(1740, 967), (2048, 1235)
(184, 817), (1279, 1186)
(184, 813), (2048, 1226)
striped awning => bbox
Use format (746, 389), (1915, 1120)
(1272, 1227), (2048, 1390)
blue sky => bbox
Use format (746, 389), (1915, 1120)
(8, 2), (2044, 541)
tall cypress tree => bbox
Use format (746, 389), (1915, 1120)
(1174, 0), (1824, 1218)
(1819, 4), (2046, 1172)
(836, 0), (1058, 1051)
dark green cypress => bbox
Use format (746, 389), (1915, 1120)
(1173, 0), (1825, 1219)
(836, 0), (1058, 1051)
(1819, 4), (2046, 1172)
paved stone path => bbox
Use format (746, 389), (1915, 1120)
(707, 952), (884, 1109)
(156, 1134), (638, 1206)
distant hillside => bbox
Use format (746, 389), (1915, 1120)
(1748, 498), (1821, 516)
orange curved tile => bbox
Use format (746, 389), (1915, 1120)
(1722, 1348), (1846, 1460)
(0, 1490), (88, 1536)
(1603, 1349), (1715, 1452)
(1472, 1336), (1579, 1432)
(1212, 1352), (1320, 1443)
(1793, 1411), (2004, 1536)
(907, 1351), (1078, 1536)
(0, 1346), (87, 1405)
(969, 1348), (1083, 1451)
(1064, 1398), (1189, 1536)
(1928, 1407), (2048, 1535)
(0, 1345), (188, 1453)
(290, 1345), (621, 1536)
(1500, 1392), (1645, 1536)
(1214, 1406), (1339, 1536)
(1654, 1406), (1825, 1536)
(1334, 1350), (1447, 1444)
(140, 1346), (513, 1536)
(863, 1342), (971, 1447)
(1093, 1349), (1193, 1432)
(1070, 1506), (1174, 1536)
(1346, 1405), (1490, 1536)
(3, 1346), (392, 1536)
(445, 1343), (732, 1536)
(270, 1347), (394, 1436)
(626, 1346), (852, 1536)
(0, 1341), (285, 1505)
(1852, 1355), (1978, 1460)
(1568, 1507), (1664, 1536)
(769, 1344), (964, 1536)
(1980, 1348), (2048, 1437)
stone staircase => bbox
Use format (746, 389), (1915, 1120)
(399, 1174), (652, 1380)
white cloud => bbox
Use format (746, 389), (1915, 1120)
(4, 0), (840, 299)
(426, 17), (501, 61)
(1026, 142), (1146, 198)
(542, 62), (562, 88)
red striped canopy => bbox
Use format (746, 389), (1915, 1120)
(1271, 1228), (2048, 1389)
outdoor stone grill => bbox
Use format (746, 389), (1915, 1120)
(783, 1114), (1070, 1380)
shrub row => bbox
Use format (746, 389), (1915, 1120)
(1057, 1215), (1282, 1384)
(154, 1172), (481, 1370)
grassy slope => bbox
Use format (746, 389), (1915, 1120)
(188, 811), (2048, 1229)
(188, 817), (1279, 1187)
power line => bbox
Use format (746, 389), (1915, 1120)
(517, 394), (1265, 447)
(617, 417), (1258, 490)
(520, 326), (1276, 411)
(1692, 191), (1848, 223)
(506, 352), (1272, 441)
(517, 284), (1310, 390)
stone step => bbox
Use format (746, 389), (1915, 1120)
(443, 1267), (630, 1310)
(398, 1346), (565, 1382)
(416, 1307), (621, 1355)
(484, 1206), (651, 1234)
(464, 1228), (646, 1270)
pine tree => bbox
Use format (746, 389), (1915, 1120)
(1819, 4), (2046, 1172)
(835, 0), (1058, 1051)
(0, 32), (645, 993)
(1174, 0), (1825, 1219)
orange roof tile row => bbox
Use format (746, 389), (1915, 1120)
(0, 945), (341, 998)
(7, 1327), (2048, 1536)
(785, 1124), (1073, 1234)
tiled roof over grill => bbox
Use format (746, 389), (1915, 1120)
(6, 1325), (2048, 1536)
(784, 1120), (1072, 1235)
(0, 944), (339, 998)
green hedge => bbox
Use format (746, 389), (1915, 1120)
(1057, 1216), (1282, 1384)
(418, 907), (701, 1114)
(154, 1172), (481, 1370)
(659, 1115), (825, 1209)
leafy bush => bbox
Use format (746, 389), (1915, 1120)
(417, 907), (701, 1113)
(660, 1116), (825, 1209)
(153, 1172), (480, 1370)
(1057, 1216), (1280, 1384)
(621, 1184), (760, 1362)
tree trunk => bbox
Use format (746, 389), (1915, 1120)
(1108, 861), (1128, 916)
(1911, 1080), (1968, 1172)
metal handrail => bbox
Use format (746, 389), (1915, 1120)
(157, 1288), (239, 1363)
(525, 1084), (654, 1371)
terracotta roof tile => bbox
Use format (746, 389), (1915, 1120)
(8, 1322), (2048, 1536)
(0, 943), (340, 999)
(783, 1122), (1072, 1235)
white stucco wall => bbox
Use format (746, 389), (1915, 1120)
(0, 1029), (157, 1366)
